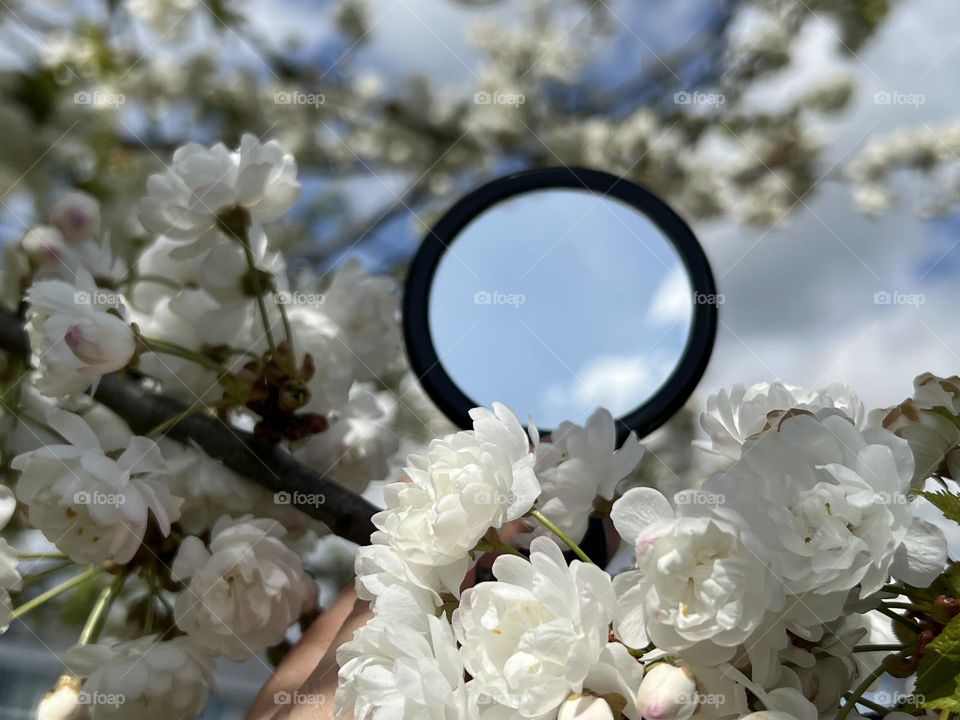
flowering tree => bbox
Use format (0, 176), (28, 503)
(2, 1), (960, 720)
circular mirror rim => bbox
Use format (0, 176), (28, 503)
(403, 166), (718, 444)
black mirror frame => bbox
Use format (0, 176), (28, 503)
(402, 166), (718, 445)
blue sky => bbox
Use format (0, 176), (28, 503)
(428, 189), (692, 427)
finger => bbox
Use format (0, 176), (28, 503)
(274, 589), (371, 720)
(245, 586), (366, 720)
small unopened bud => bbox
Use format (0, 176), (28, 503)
(51, 191), (100, 244)
(636, 663), (698, 720)
(558, 695), (614, 720)
(932, 595), (960, 623)
(21, 226), (67, 264)
(37, 675), (88, 720)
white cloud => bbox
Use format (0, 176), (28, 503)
(648, 265), (694, 325)
(543, 353), (672, 422)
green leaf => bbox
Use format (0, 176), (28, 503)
(916, 614), (960, 711)
(932, 406), (960, 432)
(920, 490), (960, 524)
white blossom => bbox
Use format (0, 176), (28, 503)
(12, 409), (181, 564)
(532, 408), (644, 543)
(172, 515), (308, 660)
(26, 277), (135, 396)
(320, 258), (401, 380)
(353, 541), (464, 611)
(372, 402), (538, 575)
(139, 134), (300, 256)
(871, 373), (960, 483)
(0, 536), (20, 634)
(61, 635), (215, 720)
(698, 382), (864, 460)
(337, 607), (474, 720)
(294, 389), (398, 492)
(705, 411), (928, 597)
(453, 537), (618, 718)
(610, 487), (783, 662)
(285, 303), (355, 413)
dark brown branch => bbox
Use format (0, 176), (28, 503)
(0, 309), (378, 546)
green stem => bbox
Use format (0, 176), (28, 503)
(883, 601), (929, 613)
(490, 540), (524, 558)
(20, 561), (74, 587)
(848, 695), (892, 715)
(276, 297), (296, 364)
(235, 223), (277, 357)
(10, 566), (100, 620)
(140, 336), (229, 376)
(854, 643), (909, 653)
(528, 509), (593, 563)
(18, 553), (69, 560)
(815, 643), (910, 660)
(876, 606), (922, 634)
(836, 653), (907, 720)
(78, 572), (126, 645)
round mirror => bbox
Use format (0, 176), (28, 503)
(403, 167), (717, 443)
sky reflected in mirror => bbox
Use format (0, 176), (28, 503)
(428, 188), (694, 429)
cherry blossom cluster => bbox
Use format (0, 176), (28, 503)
(0, 135), (403, 719)
(338, 381), (960, 720)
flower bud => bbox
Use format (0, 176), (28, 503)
(21, 226), (67, 264)
(51, 191), (100, 244)
(636, 663), (698, 720)
(558, 695), (615, 720)
(932, 595), (960, 624)
(36, 675), (88, 720)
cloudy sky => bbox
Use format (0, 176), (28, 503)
(12, 0), (958, 418)
(259, 0), (960, 416)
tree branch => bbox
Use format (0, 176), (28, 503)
(0, 308), (379, 546)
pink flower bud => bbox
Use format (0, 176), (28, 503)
(558, 695), (615, 720)
(636, 663), (698, 720)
